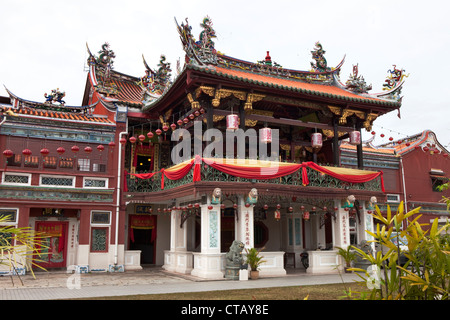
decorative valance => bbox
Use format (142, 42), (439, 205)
(125, 155), (385, 192)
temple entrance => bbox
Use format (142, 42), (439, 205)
(128, 215), (157, 264)
(34, 221), (68, 269)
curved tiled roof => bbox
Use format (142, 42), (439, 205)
(189, 64), (399, 107)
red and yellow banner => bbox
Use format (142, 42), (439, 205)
(130, 215), (155, 230)
(125, 156), (385, 192)
(37, 222), (63, 237)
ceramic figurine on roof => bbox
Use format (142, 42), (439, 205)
(44, 88), (66, 106)
(87, 42), (119, 97)
(140, 55), (172, 105)
(175, 16), (219, 66)
(383, 65), (408, 91)
(371, 65), (409, 102)
(345, 64), (372, 93)
(310, 42), (329, 72)
(198, 16), (216, 51)
(97, 43), (116, 72)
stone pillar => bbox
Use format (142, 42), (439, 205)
(163, 209), (193, 274)
(333, 200), (350, 249)
(75, 208), (90, 273)
(191, 200), (224, 279)
(235, 195), (254, 249)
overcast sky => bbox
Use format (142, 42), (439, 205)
(2, 0), (449, 148)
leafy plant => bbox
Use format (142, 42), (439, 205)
(0, 216), (50, 285)
(336, 245), (356, 268)
(347, 201), (450, 300)
(245, 247), (266, 271)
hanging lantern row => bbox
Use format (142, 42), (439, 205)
(1, 144), (108, 159)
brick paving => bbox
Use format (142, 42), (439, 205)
(0, 267), (360, 300)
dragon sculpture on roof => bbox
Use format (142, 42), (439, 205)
(345, 64), (372, 93)
(175, 16), (219, 66)
(310, 42), (329, 72)
(140, 55), (173, 104)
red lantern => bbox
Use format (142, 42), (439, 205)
(245, 203), (251, 208)
(84, 146), (93, 153)
(40, 148), (50, 157)
(119, 137), (127, 145)
(349, 131), (361, 145)
(311, 132), (322, 148)
(303, 211), (310, 220)
(423, 147), (429, 152)
(97, 145), (105, 152)
(189, 113), (195, 120)
(71, 146), (79, 153)
(208, 205), (213, 210)
(263, 204), (269, 210)
(138, 134), (146, 142)
(194, 203), (200, 208)
(371, 131), (376, 135)
(170, 123), (177, 130)
(288, 206), (293, 212)
(260, 127), (272, 144)
(177, 119), (183, 126)
(194, 110), (200, 117)
(199, 108), (205, 114)
(57, 147), (66, 155)
(22, 149), (32, 156)
(226, 114), (239, 130)
(155, 129), (162, 136)
(129, 136), (137, 144)
(389, 137), (393, 141)
(183, 117), (189, 124)
(108, 141), (116, 148)
(380, 134), (385, 138)
(147, 131), (154, 139)
(162, 124), (169, 132)
(276, 204), (281, 210)
(443, 153), (449, 158)
(3, 149), (13, 158)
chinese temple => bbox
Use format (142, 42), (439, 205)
(1, 16), (412, 278)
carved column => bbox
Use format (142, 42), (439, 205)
(191, 196), (223, 279)
(235, 194), (254, 250)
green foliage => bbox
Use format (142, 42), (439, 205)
(347, 202), (450, 300)
(245, 247), (266, 271)
(336, 245), (356, 267)
(0, 216), (49, 284)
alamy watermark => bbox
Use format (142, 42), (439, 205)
(170, 121), (281, 175)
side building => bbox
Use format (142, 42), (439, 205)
(0, 89), (123, 274)
(340, 129), (450, 239)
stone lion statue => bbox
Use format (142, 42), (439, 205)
(211, 187), (222, 204)
(225, 240), (245, 267)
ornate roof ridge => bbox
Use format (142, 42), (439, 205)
(4, 86), (97, 112)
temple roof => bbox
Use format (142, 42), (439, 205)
(185, 63), (399, 107)
(340, 130), (450, 157)
(2, 87), (114, 125)
(83, 17), (406, 117)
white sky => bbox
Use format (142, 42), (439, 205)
(2, 0), (449, 148)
